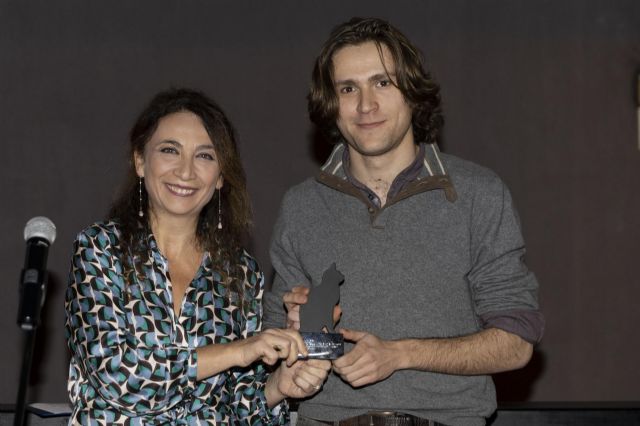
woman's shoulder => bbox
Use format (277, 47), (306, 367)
(75, 220), (122, 248)
(236, 249), (264, 300)
(239, 249), (261, 274)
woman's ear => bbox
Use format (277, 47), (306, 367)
(216, 175), (224, 190)
(134, 151), (144, 178)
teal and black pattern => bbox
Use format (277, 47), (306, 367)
(65, 221), (287, 425)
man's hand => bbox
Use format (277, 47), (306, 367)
(332, 328), (400, 387)
(283, 286), (309, 330)
(283, 286), (341, 330)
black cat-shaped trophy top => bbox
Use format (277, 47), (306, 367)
(298, 263), (345, 359)
(300, 263), (344, 332)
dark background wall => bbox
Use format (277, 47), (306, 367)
(1, 0), (639, 405)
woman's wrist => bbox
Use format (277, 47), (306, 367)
(264, 367), (286, 408)
(195, 341), (244, 380)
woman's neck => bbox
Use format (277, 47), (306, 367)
(149, 213), (200, 259)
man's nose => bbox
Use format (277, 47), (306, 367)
(357, 88), (378, 114)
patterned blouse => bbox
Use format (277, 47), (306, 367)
(65, 222), (287, 425)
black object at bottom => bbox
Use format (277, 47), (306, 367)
(303, 412), (445, 426)
(300, 332), (344, 360)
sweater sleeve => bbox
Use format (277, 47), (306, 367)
(467, 177), (544, 344)
(65, 226), (197, 416)
(263, 192), (311, 331)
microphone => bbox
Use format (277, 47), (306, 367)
(17, 217), (56, 331)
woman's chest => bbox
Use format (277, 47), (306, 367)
(125, 273), (244, 347)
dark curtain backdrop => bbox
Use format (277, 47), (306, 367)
(1, 0), (639, 404)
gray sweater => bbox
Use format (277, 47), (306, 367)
(263, 143), (542, 426)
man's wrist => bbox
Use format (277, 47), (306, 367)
(392, 338), (420, 370)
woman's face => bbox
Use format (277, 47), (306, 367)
(134, 111), (223, 223)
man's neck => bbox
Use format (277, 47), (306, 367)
(348, 142), (419, 205)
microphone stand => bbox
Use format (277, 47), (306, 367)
(14, 329), (37, 426)
(15, 264), (47, 426)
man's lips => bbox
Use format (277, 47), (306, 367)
(356, 120), (385, 129)
(165, 183), (197, 196)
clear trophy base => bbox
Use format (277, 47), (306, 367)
(299, 332), (344, 360)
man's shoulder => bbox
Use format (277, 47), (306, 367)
(281, 176), (325, 205)
(440, 152), (505, 191)
(441, 152), (498, 179)
(275, 176), (337, 230)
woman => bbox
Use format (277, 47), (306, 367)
(65, 88), (328, 424)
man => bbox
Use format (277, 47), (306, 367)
(263, 17), (544, 426)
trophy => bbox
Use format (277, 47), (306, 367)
(298, 263), (344, 359)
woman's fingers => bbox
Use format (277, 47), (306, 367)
(293, 359), (331, 392)
(257, 329), (308, 366)
(279, 328), (307, 366)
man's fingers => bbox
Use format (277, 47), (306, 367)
(338, 328), (367, 342)
(287, 308), (301, 330)
(333, 342), (362, 370)
(291, 286), (310, 295)
(283, 286), (310, 310)
(332, 305), (342, 326)
(333, 352), (375, 386)
(286, 318), (301, 330)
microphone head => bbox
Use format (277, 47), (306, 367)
(24, 216), (57, 244)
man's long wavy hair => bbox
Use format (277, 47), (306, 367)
(109, 88), (252, 303)
(308, 17), (444, 145)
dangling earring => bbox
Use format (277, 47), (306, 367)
(217, 190), (222, 230)
(138, 177), (144, 218)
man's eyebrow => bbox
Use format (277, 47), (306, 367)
(369, 72), (394, 82)
(334, 78), (356, 86)
(335, 73), (397, 86)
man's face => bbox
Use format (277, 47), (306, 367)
(333, 41), (414, 159)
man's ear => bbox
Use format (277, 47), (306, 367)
(134, 151), (144, 177)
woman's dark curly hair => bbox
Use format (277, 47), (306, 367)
(308, 17), (443, 145)
(109, 88), (252, 302)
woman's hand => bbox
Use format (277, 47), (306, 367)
(235, 328), (308, 368)
(196, 328), (308, 380)
(265, 358), (331, 407)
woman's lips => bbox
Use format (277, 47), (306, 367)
(166, 183), (197, 196)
